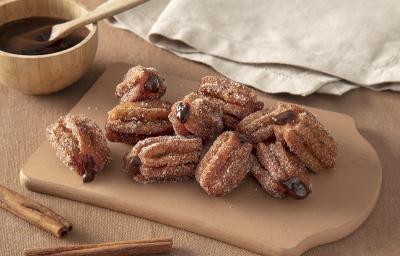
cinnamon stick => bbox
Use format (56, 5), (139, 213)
(0, 185), (72, 238)
(24, 237), (173, 256)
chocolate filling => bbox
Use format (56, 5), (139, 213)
(272, 110), (297, 125)
(123, 155), (141, 174)
(176, 102), (190, 123)
(82, 155), (95, 183)
(144, 74), (161, 93)
(281, 177), (309, 199)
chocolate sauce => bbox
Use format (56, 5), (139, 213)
(0, 17), (89, 55)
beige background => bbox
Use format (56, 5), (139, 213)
(0, 0), (399, 255)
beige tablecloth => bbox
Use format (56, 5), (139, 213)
(111, 0), (400, 95)
(0, 1), (399, 255)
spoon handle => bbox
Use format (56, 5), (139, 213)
(49, 0), (149, 41)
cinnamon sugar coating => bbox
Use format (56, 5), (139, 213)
(123, 136), (203, 183)
(238, 103), (337, 172)
(272, 103), (337, 172)
(46, 114), (112, 183)
(198, 76), (264, 129)
(250, 155), (286, 198)
(115, 65), (166, 102)
(196, 131), (253, 196)
(237, 107), (275, 143)
(252, 142), (311, 200)
(168, 93), (224, 141)
(105, 100), (174, 145)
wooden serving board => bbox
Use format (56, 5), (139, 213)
(20, 63), (382, 256)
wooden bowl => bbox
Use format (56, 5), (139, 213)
(0, 0), (98, 95)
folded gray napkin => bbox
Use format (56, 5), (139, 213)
(109, 0), (400, 95)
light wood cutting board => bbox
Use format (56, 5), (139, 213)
(20, 63), (382, 256)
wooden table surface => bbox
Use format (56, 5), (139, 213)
(0, 1), (399, 255)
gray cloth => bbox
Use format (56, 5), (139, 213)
(109, 0), (400, 95)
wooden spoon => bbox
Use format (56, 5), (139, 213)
(49, 0), (149, 41)
(11, 0), (149, 52)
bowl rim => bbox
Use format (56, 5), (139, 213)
(0, 0), (98, 59)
